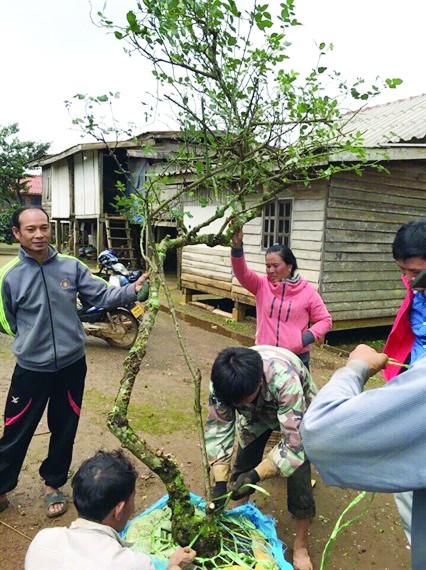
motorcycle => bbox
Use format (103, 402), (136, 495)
(77, 250), (149, 349)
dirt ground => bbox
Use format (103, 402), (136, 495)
(0, 287), (410, 568)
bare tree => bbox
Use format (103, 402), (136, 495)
(71, 0), (401, 553)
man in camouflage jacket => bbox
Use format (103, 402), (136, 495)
(205, 345), (317, 570)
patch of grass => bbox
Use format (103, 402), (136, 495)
(84, 388), (195, 435)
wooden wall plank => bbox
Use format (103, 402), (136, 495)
(292, 229), (323, 242)
(292, 239), (322, 252)
(325, 228), (394, 244)
(330, 185), (426, 208)
(293, 220), (324, 231)
(323, 261), (396, 272)
(324, 251), (394, 262)
(327, 299), (402, 311)
(327, 206), (416, 225)
(324, 241), (393, 253)
(333, 170), (426, 194)
(181, 273), (232, 292)
(328, 197), (423, 217)
(323, 270), (396, 283)
(181, 263), (232, 281)
(291, 209), (324, 221)
(322, 279), (402, 292)
(292, 199), (326, 211)
(294, 249), (322, 261)
(326, 219), (403, 233)
(182, 253), (230, 268)
(323, 289), (404, 303)
(330, 307), (399, 320)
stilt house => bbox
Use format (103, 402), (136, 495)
(37, 132), (182, 268)
(180, 94), (426, 329)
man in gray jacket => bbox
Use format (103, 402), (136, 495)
(0, 206), (148, 517)
(300, 344), (426, 570)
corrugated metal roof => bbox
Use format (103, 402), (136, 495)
(343, 93), (426, 146)
(21, 175), (42, 195)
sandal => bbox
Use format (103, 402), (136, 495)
(44, 490), (68, 518)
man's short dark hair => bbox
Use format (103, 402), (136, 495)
(11, 206), (50, 229)
(211, 347), (264, 407)
(72, 450), (137, 522)
(392, 219), (426, 261)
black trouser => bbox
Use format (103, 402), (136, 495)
(231, 429), (315, 519)
(0, 357), (86, 495)
(296, 351), (310, 370)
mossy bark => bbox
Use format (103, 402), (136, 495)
(107, 252), (220, 555)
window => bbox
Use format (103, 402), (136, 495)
(262, 199), (292, 249)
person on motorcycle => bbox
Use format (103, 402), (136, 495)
(0, 206), (148, 519)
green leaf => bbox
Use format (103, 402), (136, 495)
(240, 483), (270, 496)
(126, 11), (136, 25)
(385, 77), (403, 89)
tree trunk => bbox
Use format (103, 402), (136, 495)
(107, 265), (220, 554)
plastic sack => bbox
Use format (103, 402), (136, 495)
(121, 493), (293, 570)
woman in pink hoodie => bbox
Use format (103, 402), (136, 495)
(231, 228), (332, 368)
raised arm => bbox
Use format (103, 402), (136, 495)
(230, 228), (261, 295)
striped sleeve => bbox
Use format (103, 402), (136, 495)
(0, 258), (20, 336)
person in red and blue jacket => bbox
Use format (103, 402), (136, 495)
(383, 218), (426, 381)
(382, 218), (426, 545)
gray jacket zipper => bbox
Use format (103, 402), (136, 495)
(40, 265), (58, 370)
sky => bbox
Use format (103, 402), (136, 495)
(1, 0), (425, 154)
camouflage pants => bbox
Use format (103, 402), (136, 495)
(231, 428), (315, 519)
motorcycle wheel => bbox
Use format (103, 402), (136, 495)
(104, 309), (139, 349)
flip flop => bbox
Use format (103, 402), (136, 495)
(0, 496), (9, 513)
(44, 490), (68, 518)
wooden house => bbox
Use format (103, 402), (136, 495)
(36, 132), (182, 265)
(180, 94), (426, 329)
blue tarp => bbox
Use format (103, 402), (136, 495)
(122, 493), (293, 570)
